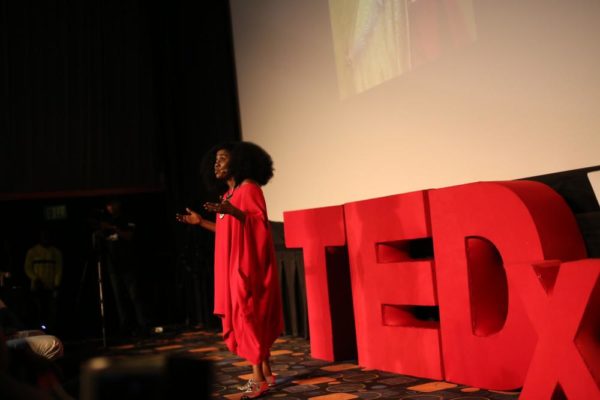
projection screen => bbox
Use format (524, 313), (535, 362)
(230, 0), (600, 221)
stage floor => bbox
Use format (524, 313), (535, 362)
(69, 328), (520, 400)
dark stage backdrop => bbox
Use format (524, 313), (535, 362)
(1, 0), (159, 194)
(0, 0), (240, 339)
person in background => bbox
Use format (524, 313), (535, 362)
(0, 332), (73, 400)
(176, 141), (283, 399)
(24, 228), (62, 333)
(100, 199), (147, 339)
(0, 295), (72, 399)
(0, 297), (63, 361)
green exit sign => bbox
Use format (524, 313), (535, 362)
(44, 205), (67, 221)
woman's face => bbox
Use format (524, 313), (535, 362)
(214, 149), (231, 180)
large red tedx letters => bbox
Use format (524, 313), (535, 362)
(429, 181), (587, 389)
(284, 181), (598, 394)
(284, 205), (354, 360)
(507, 259), (600, 399)
(344, 190), (442, 379)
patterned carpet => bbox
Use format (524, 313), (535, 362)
(68, 327), (522, 400)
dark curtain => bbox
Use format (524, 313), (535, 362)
(149, 0), (241, 328)
(0, 0), (161, 194)
(0, 0), (241, 334)
(0, 0), (240, 197)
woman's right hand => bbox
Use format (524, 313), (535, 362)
(176, 208), (202, 225)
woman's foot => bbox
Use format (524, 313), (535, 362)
(238, 375), (274, 391)
(237, 378), (255, 391)
(240, 380), (269, 399)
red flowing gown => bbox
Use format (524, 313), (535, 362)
(213, 181), (284, 365)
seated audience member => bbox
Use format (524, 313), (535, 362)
(0, 330), (73, 400)
(0, 297), (63, 361)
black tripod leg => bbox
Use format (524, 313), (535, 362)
(97, 260), (107, 348)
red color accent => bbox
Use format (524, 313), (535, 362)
(283, 205), (354, 361)
(465, 237), (508, 336)
(509, 259), (600, 399)
(344, 191), (443, 379)
(429, 181), (587, 389)
(408, 0), (474, 68)
(214, 182), (283, 365)
(36, 371), (58, 390)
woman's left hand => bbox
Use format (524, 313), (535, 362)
(204, 200), (245, 222)
(204, 200), (234, 215)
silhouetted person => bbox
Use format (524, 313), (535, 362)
(0, 296), (72, 399)
(0, 297), (63, 361)
(24, 229), (62, 333)
(0, 329), (73, 400)
(100, 199), (147, 338)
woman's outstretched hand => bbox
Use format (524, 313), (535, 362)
(203, 200), (234, 215)
(204, 200), (246, 223)
(176, 208), (203, 225)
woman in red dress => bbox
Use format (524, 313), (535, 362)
(176, 141), (283, 398)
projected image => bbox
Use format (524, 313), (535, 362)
(329, 0), (477, 99)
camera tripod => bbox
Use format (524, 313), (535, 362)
(76, 230), (107, 348)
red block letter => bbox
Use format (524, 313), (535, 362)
(344, 191), (443, 379)
(284, 206), (356, 361)
(508, 259), (600, 400)
(429, 181), (587, 389)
